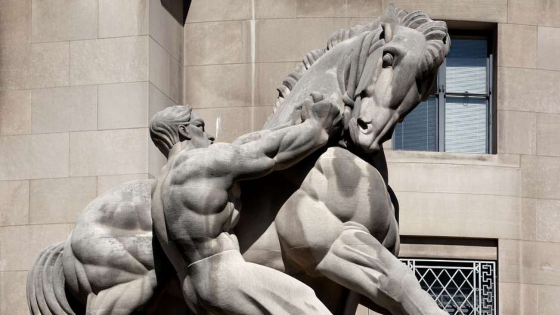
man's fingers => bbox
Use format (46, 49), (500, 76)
(301, 93), (344, 129)
(300, 99), (312, 121)
(310, 91), (324, 103)
(313, 99), (341, 119)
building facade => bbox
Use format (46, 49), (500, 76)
(1, 0), (559, 314)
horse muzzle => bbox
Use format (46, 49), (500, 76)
(348, 117), (379, 154)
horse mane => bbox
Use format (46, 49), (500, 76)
(272, 20), (381, 115)
(271, 5), (450, 116)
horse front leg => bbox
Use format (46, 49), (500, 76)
(315, 221), (446, 315)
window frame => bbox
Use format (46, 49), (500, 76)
(393, 29), (497, 154)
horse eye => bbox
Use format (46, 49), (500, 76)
(382, 52), (394, 68)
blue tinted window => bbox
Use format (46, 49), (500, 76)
(446, 39), (488, 94)
(392, 35), (492, 154)
(393, 96), (437, 151)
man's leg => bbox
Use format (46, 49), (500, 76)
(184, 234), (331, 315)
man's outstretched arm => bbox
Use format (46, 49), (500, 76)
(230, 93), (308, 146)
(206, 92), (342, 181)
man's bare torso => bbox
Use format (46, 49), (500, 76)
(160, 144), (243, 265)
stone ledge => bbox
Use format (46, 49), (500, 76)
(385, 150), (521, 168)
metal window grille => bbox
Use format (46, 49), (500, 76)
(400, 259), (496, 315)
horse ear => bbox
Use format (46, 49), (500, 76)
(380, 5), (399, 42)
(380, 22), (393, 42)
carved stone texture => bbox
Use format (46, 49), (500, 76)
(27, 5), (449, 315)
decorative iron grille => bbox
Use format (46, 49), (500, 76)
(400, 259), (496, 315)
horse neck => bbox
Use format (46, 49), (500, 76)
(263, 47), (352, 129)
(364, 148), (389, 184)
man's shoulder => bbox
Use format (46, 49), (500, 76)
(168, 143), (238, 179)
(182, 143), (240, 165)
(177, 143), (235, 160)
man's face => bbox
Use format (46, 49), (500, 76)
(181, 112), (215, 149)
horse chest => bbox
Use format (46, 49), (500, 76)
(298, 148), (393, 235)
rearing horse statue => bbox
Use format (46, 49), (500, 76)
(236, 5), (450, 314)
(27, 5), (450, 315)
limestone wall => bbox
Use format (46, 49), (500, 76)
(0, 1), (183, 313)
(1, 0), (560, 314)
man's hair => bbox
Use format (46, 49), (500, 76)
(149, 105), (193, 158)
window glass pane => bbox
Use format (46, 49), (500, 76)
(445, 97), (487, 153)
(446, 39), (488, 94)
(393, 96), (437, 151)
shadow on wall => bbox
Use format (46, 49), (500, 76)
(161, 0), (191, 24)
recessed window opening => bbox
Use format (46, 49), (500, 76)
(393, 31), (495, 154)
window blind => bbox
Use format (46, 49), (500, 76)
(444, 39), (489, 153)
(392, 36), (491, 154)
(393, 96), (437, 151)
(446, 39), (488, 95)
(445, 97), (487, 153)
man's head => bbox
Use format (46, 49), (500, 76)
(149, 105), (215, 157)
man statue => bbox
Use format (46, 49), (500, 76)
(149, 92), (341, 314)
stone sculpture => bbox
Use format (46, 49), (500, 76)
(236, 5), (450, 314)
(151, 93), (344, 315)
(27, 5), (450, 315)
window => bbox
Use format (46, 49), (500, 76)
(393, 32), (495, 154)
(400, 259), (497, 315)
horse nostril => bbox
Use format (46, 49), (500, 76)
(357, 118), (369, 132)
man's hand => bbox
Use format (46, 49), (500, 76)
(301, 92), (343, 139)
(221, 92), (343, 178)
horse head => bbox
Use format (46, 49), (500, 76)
(265, 5), (450, 155)
(343, 6), (450, 154)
